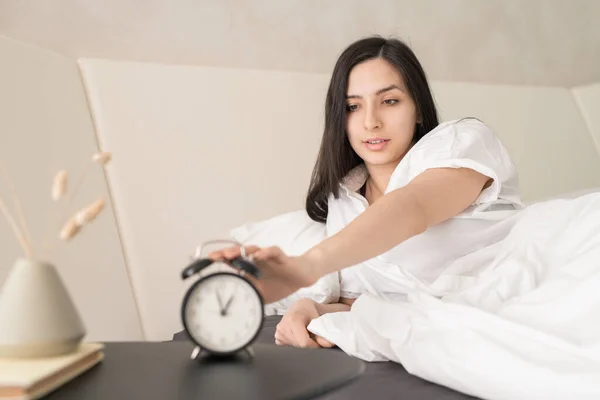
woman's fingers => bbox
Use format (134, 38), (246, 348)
(275, 319), (296, 345)
(276, 327), (330, 348)
(275, 326), (290, 346)
(315, 335), (335, 348)
(290, 318), (320, 348)
(208, 244), (310, 307)
(208, 245), (261, 261)
(251, 246), (282, 261)
(276, 316), (321, 348)
(207, 248), (230, 260)
(274, 330), (288, 346)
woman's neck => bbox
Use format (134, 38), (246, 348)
(364, 163), (397, 204)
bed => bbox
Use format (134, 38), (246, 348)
(173, 315), (477, 400)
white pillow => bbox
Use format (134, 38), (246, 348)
(229, 210), (340, 315)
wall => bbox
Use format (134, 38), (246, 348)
(434, 82), (600, 200)
(78, 58), (600, 340)
(2, 0), (600, 87)
(573, 83), (600, 158)
(0, 35), (143, 341)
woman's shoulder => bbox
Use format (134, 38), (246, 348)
(412, 117), (502, 154)
(427, 117), (494, 137)
(398, 116), (521, 204)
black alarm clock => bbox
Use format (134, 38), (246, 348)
(180, 240), (264, 359)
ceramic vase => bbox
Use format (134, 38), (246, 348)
(0, 258), (86, 358)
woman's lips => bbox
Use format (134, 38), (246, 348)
(363, 138), (390, 151)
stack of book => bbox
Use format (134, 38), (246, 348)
(0, 343), (104, 399)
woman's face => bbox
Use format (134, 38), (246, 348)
(345, 58), (419, 169)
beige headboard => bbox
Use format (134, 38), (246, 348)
(78, 58), (600, 340)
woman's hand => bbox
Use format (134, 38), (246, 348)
(274, 298), (334, 348)
(208, 245), (322, 304)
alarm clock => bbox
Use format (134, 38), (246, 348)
(180, 240), (264, 359)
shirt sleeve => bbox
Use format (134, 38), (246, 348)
(387, 118), (517, 205)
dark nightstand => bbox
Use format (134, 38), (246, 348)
(43, 341), (364, 400)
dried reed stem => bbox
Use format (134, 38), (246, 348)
(52, 170), (68, 201)
(0, 162), (34, 258)
(68, 152), (111, 210)
(44, 162), (91, 257)
(46, 152), (112, 256)
(92, 152), (111, 165)
(69, 163), (92, 207)
(0, 196), (32, 258)
(59, 198), (105, 241)
(41, 169), (70, 257)
(75, 198), (105, 225)
(59, 218), (80, 241)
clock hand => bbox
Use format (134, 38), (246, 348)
(223, 294), (235, 315)
(216, 291), (226, 315)
(223, 282), (240, 315)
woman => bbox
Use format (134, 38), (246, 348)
(210, 36), (523, 348)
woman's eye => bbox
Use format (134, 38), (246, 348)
(346, 104), (359, 112)
(383, 99), (399, 105)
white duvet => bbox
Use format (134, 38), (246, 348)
(306, 192), (600, 399)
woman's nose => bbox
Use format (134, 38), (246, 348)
(364, 106), (382, 131)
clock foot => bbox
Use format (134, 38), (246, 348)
(244, 346), (255, 359)
(190, 345), (202, 360)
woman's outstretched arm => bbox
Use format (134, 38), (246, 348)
(209, 167), (490, 304)
(304, 167), (491, 277)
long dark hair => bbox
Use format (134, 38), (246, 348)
(305, 36), (440, 223)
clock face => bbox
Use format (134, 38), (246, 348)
(182, 272), (263, 354)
